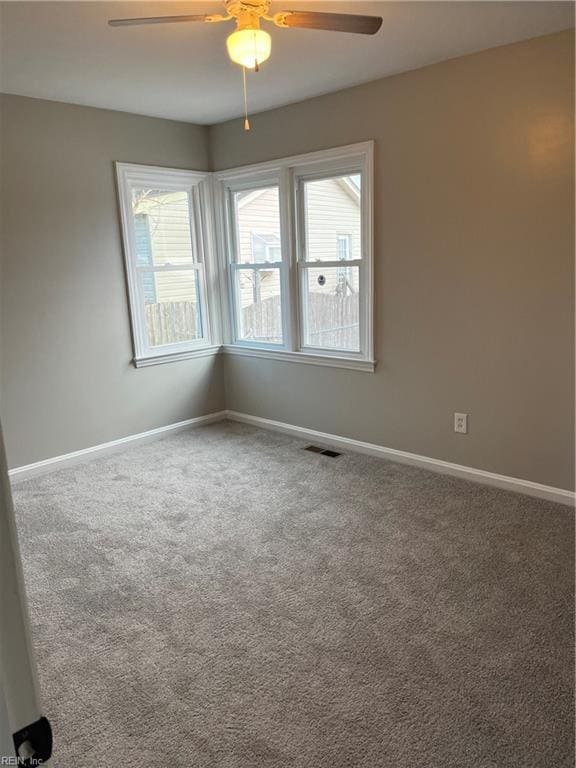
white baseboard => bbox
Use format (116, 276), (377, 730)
(10, 408), (574, 507)
(225, 410), (575, 507)
(9, 411), (228, 482)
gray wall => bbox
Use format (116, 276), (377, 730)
(210, 31), (575, 491)
(1, 32), (573, 489)
(0, 95), (225, 468)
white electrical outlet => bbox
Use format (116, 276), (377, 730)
(454, 412), (468, 434)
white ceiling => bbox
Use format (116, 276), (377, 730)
(0, 1), (573, 124)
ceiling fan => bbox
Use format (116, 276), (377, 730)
(109, 1), (383, 71)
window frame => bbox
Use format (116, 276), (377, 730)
(221, 174), (290, 349)
(214, 142), (374, 372)
(116, 163), (219, 367)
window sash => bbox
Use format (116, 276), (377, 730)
(130, 186), (199, 269)
(135, 262), (210, 355)
(298, 173), (364, 265)
(136, 265), (207, 351)
(296, 174), (364, 264)
(298, 262), (362, 354)
(231, 264), (284, 346)
(229, 263), (288, 347)
(229, 184), (282, 265)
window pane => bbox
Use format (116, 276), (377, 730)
(142, 270), (203, 347)
(303, 175), (361, 262)
(233, 187), (281, 264)
(236, 268), (283, 344)
(132, 189), (194, 267)
(302, 266), (360, 351)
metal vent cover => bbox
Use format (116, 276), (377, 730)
(304, 445), (341, 457)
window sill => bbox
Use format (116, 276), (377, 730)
(133, 344), (375, 372)
(134, 345), (221, 368)
(222, 345), (375, 372)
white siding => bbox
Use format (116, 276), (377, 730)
(305, 177), (361, 261)
(235, 187), (281, 264)
(304, 177), (361, 295)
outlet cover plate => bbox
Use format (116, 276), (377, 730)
(454, 412), (468, 434)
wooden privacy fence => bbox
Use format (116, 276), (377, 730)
(145, 293), (360, 349)
(145, 301), (200, 346)
(242, 293), (360, 349)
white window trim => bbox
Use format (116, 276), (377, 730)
(214, 141), (375, 372)
(116, 163), (220, 367)
(221, 344), (375, 372)
(133, 345), (222, 368)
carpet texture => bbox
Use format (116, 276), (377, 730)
(12, 421), (574, 767)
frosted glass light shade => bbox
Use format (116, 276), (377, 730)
(226, 28), (271, 69)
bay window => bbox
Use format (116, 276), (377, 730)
(116, 142), (374, 371)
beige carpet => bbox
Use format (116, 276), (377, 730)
(12, 421), (574, 767)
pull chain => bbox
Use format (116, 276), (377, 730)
(242, 66), (251, 131)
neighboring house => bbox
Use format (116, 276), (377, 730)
(133, 189), (198, 305)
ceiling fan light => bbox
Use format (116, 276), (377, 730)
(226, 28), (271, 69)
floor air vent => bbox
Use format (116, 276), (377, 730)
(304, 445), (341, 458)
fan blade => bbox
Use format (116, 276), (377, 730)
(108, 14), (211, 27)
(275, 11), (382, 35)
